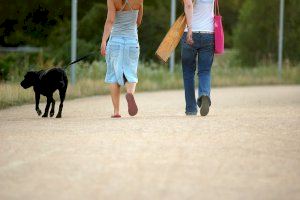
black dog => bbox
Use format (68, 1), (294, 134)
(20, 52), (96, 118)
(21, 68), (68, 118)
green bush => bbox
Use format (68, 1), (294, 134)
(0, 53), (43, 81)
(46, 2), (171, 62)
(234, 0), (300, 66)
(78, 3), (107, 44)
(0, 54), (13, 80)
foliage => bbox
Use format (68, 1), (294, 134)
(1, 59), (300, 109)
(1, 0), (300, 65)
(0, 0), (70, 46)
(139, 4), (170, 61)
(218, 0), (243, 48)
(234, 0), (300, 65)
(1, 0), (243, 61)
(0, 52), (46, 81)
(283, 0), (300, 62)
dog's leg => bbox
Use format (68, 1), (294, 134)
(56, 89), (66, 118)
(42, 96), (53, 118)
(35, 93), (42, 116)
(50, 99), (56, 117)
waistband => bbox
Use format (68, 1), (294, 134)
(192, 31), (214, 34)
(108, 35), (139, 45)
(110, 35), (138, 40)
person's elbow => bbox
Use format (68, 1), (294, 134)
(105, 18), (115, 26)
(184, 0), (193, 10)
(185, 3), (193, 10)
(137, 20), (142, 27)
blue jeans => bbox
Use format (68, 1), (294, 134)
(181, 32), (214, 114)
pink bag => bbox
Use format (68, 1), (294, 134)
(214, 0), (224, 54)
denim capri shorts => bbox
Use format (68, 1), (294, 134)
(105, 36), (140, 86)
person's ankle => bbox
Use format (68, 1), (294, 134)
(186, 111), (197, 116)
(114, 111), (120, 115)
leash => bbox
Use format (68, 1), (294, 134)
(63, 51), (98, 69)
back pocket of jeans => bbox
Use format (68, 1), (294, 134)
(109, 45), (121, 59)
(129, 46), (140, 60)
(202, 35), (214, 48)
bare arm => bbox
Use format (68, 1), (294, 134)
(183, 0), (194, 45)
(183, 0), (193, 29)
(101, 0), (116, 56)
(137, 1), (143, 27)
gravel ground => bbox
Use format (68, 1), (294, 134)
(0, 86), (300, 200)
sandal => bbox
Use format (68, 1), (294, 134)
(111, 114), (121, 118)
(125, 93), (138, 116)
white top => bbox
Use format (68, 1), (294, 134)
(185, 0), (215, 33)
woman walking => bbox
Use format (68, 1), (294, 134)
(181, 0), (215, 116)
(101, 0), (143, 118)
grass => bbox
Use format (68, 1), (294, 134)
(0, 54), (300, 110)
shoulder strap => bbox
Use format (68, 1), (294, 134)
(120, 0), (129, 11)
(120, 0), (141, 11)
(214, 0), (220, 16)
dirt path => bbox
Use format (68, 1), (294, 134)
(0, 86), (300, 200)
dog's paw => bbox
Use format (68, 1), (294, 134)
(50, 111), (55, 117)
(36, 109), (42, 116)
(42, 114), (48, 118)
(56, 114), (62, 118)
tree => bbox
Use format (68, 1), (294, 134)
(233, 0), (300, 66)
(219, 0), (243, 48)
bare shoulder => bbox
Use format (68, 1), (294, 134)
(133, 0), (143, 7)
(137, 0), (143, 8)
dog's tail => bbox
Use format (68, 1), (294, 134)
(63, 51), (97, 70)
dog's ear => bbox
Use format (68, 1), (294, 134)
(36, 70), (44, 76)
(24, 71), (40, 84)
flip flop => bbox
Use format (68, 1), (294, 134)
(111, 114), (121, 118)
(125, 93), (138, 116)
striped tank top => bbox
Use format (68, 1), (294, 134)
(111, 0), (139, 38)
